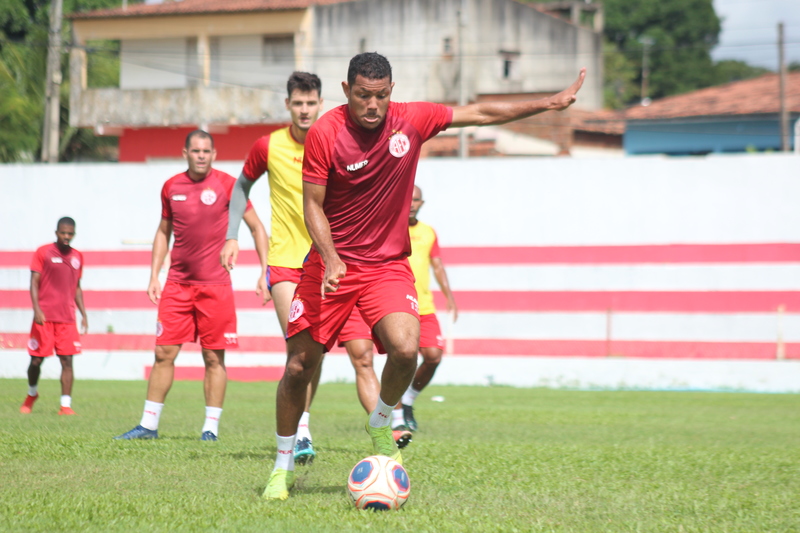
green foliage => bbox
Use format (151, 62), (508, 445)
(1, 379), (799, 532)
(713, 59), (771, 84)
(0, 0), (123, 162)
(603, 40), (638, 110)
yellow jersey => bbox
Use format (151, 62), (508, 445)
(243, 126), (311, 268)
(408, 220), (441, 316)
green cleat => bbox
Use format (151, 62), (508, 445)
(365, 421), (403, 465)
(262, 469), (296, 501)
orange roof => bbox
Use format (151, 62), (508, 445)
(70, 0), (350, 19)
(569, 108), (626, 135)
(625, 72), (800, 121)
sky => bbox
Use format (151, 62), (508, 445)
(712, 0), (800, 69)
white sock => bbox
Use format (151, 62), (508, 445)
(391, 408), (405, 429)
(202, 406), (223, 436)
(402, 387), (421, 406)
(28, 385), (38, 397)
(274, 434), (296, 472)
(60, 395), (71, 408)
(140, 400), (164, 431)
(368, 397), (394, 428)
(296, 412), (312, 442)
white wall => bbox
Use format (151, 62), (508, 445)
(120, 38), (189, 89)
(2, 154), (797, 251)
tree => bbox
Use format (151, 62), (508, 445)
(0, 0), (125, 162)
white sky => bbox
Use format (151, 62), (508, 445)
(712, 0), (800, 69)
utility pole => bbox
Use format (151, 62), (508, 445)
(639, 36), (654, 106)
(41, 0), (64, 163)
(457, 0), (468, 158)
(778, 22), (789, 152)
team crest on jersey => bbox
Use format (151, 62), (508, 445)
(28, 338), (39, 351)
(389, 132), (410, 158)
(200, 189), (217, 205)
(288, 298), (304, 323)
(70, 257), (81, 270)
(156, 321), (164, 337)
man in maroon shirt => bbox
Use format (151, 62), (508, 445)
(20, 217), (88, 416)
(115, 130), (269, 441)
(264, 52), (585, 499)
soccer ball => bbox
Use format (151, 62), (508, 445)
(347, 455), (411, 510)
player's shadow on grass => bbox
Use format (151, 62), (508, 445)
(228, 451), (273, 460)
(253, 485), (345, 497)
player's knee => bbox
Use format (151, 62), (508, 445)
(59, 355), (73, 369)
(422, 348), (443, 365)
(29, 357), (44, 368)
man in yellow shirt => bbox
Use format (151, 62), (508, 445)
(391, 185), (458, 432)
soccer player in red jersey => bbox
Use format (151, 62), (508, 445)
(263, 52), (585, 499)
(115, 130), (269, 441)
(20, 217), (88, 416)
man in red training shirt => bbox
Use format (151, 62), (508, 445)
(20, 217), (88, 415)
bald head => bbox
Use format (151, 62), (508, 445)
(409, 185), (424, 224)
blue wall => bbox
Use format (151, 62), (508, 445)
(624, 115), (798, 155)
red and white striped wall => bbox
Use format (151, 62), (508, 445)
(2, 155), (800, 391)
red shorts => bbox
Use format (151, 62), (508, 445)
(157, 281), (238, 349)
(267, 266), (303, 290)
(28, 321), (81, 357)
(420, 313), (444, 350)
(287, 249), (419, 354)
(336, 307), (372, 347)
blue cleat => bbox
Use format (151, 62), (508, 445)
(200, 431), (218, 441)
(294, 437), (316, 465)
(114, 425), (158, 440)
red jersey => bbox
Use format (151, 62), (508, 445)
(303, 101), (452, 264)
(30, 243), (83, 323)
(161, 168), (253, 284)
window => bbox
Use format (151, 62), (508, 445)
(359, 38), (367, 53)
(262, 36), (295, 66)
(499, 50), (520, 80)
(443, 37), (452, 54)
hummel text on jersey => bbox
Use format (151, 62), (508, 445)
(346, 159), (369, 172)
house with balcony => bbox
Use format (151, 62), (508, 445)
(69, 0), (604, 161)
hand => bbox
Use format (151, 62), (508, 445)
(147, 279), (162, 305)
(549, 67), (586, 111)
(321, 256), (347, 299)
(80, 316), (88, 335)
(34, 309), (46, 325)
(256, 275), (272, 306)
(221, 239), (239, 272)
(447, 299), (459, 323)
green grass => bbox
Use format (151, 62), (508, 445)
(1, 379), (799, 532)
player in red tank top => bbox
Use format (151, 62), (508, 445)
(115, 130), (269, 442)
(20, 217), (88, 416)
(263, 53), (586, 500)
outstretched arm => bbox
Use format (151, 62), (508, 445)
(303, 181), (346, 298)
(221, 173), (256, 271)
(431, 256), (458, 323)
(450, 68), (586, 128)
(242, 207), (271, 305)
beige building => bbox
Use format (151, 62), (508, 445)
(69, 0), (604, 160)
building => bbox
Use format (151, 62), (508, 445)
(624, 72), (800, 155)
(69, 0), (604, 161)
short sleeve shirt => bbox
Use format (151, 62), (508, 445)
(303, 102), (452, 264)
(30, 243), (83, 323)
(408, 221), (441, 315)
(161, 168), (252, 284)
(243, 127), (311, 268)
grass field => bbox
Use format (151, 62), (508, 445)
(1, 378), (799, 532)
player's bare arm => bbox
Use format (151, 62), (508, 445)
(431, 256), (458, 322)
(75, 281), (88, 334)
(450, 68), (586, 128)
(148, 218), (172, 305)
(222, 173), (257, 271)
(243, 208), (271, 305)
(303, 181), (346, 297)
(30, 271), (45, 324)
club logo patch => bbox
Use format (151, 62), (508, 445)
(70, 257), (81, 270)
(288, 298), (304, 323)
(28, 338), (39, 351)
(73, 341), (82, 352)
(200, 189), (217, 205)
(156, 321), (164, 337)
(388, 133), (410, 158)
(224, 333), (238, 345)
